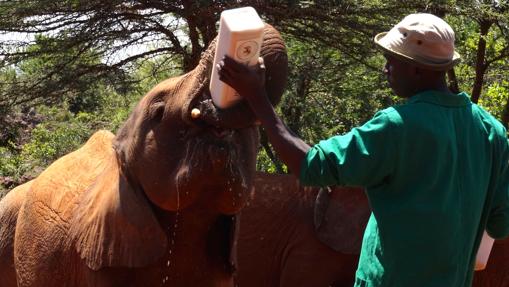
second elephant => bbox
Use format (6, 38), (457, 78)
(236, 172), (369, 287)
(237, 173), (509, 287)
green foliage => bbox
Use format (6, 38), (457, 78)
(0, 54), (182, 193)
(1, 1), (508, 181)
(256, 147), (288, 174)
(19, 107), (92, 166)
(479, 81), (509, 119)
(447, 10), (509, 120)
(130, 55), (183, 96)
(279, 36), (395, 144)
(256, 35), (396, 173)
(0, 106), (95, 189)
(0, 144), (25, 179)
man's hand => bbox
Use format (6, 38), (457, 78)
(217, 55), (266, 107)
(217, 54), (311, 176)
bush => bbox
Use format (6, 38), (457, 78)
(20, 111), (93, 167)
(0, 91), (137, 194)
(0, 55), (179, 194)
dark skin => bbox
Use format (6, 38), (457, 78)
(382, 54), (450, 98)
(217, 53), (452, 176)
(217, 56), (310, 174)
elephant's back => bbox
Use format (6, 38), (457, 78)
(0, 180), (31, 249)
(237, 172), (362, 287)
(250, 172), (317, 210)
(243, 173), (321, 244)
(0, 180), (32, 287)
(16, 129), (116, 238)
(13, 130), (117, 285)
(237, 173), (317, 286)
(23, 130), (116, 219)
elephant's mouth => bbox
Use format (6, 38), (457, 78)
(186, 87), (258, 131)
(175, 121), (247, 203)
(210, 126), (234, 139)
(182, 109), (239, 166)
(186, 109), (237, 145)
(175, 85), (256, 179)
(171, 83), (255, 214)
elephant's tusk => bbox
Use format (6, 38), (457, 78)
(191, 108), (201, 119)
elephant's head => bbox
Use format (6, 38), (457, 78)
(114, 24), (287, 215)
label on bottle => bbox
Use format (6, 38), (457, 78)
(235, 39), (259, 65)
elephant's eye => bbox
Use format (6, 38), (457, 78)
(149, 102), (166, 123)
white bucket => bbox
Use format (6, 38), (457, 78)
(475, 231), (495, 271)
(210, 7), (264, 109)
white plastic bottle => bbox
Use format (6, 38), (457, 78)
(475, 230), (495, 271)
(209, 7), (265, 109)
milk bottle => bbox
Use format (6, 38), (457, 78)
(475, 231), (495, 271)
(210, 7), (264, 109)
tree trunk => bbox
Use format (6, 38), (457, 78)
(425, 7), (460, 95)
(268, 60), (312, 173)
(502, 97), (509, 129)
(285, 70), (310, 134)
(260, 130), (285, 173)
(447, 69), (460, 94)
(471, 20), (493, 103)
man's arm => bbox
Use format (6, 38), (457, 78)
(217, 55), (310, 175)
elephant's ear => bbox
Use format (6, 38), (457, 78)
(314, 186), (370, 254)
(68, 158), (167, 271)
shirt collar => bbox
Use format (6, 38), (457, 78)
(406, 90), (471, 107)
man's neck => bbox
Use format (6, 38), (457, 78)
(412, 77), (452, 97)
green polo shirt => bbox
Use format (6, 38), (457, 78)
(300, 90), (509, 287)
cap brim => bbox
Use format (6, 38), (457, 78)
(374, 32), (461, 71)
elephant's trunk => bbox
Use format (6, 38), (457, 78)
(186, 24), (288, 130)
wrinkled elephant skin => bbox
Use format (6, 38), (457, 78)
(0, 181), (32, 287)
(236, 173), (369, 287)
(0, 24), (288, 287)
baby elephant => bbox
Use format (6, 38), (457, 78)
(0, 24), (288, 287)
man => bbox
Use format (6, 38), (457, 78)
(218, 13), (509, 287)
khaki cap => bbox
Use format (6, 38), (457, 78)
(374, 13), (461, 71)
